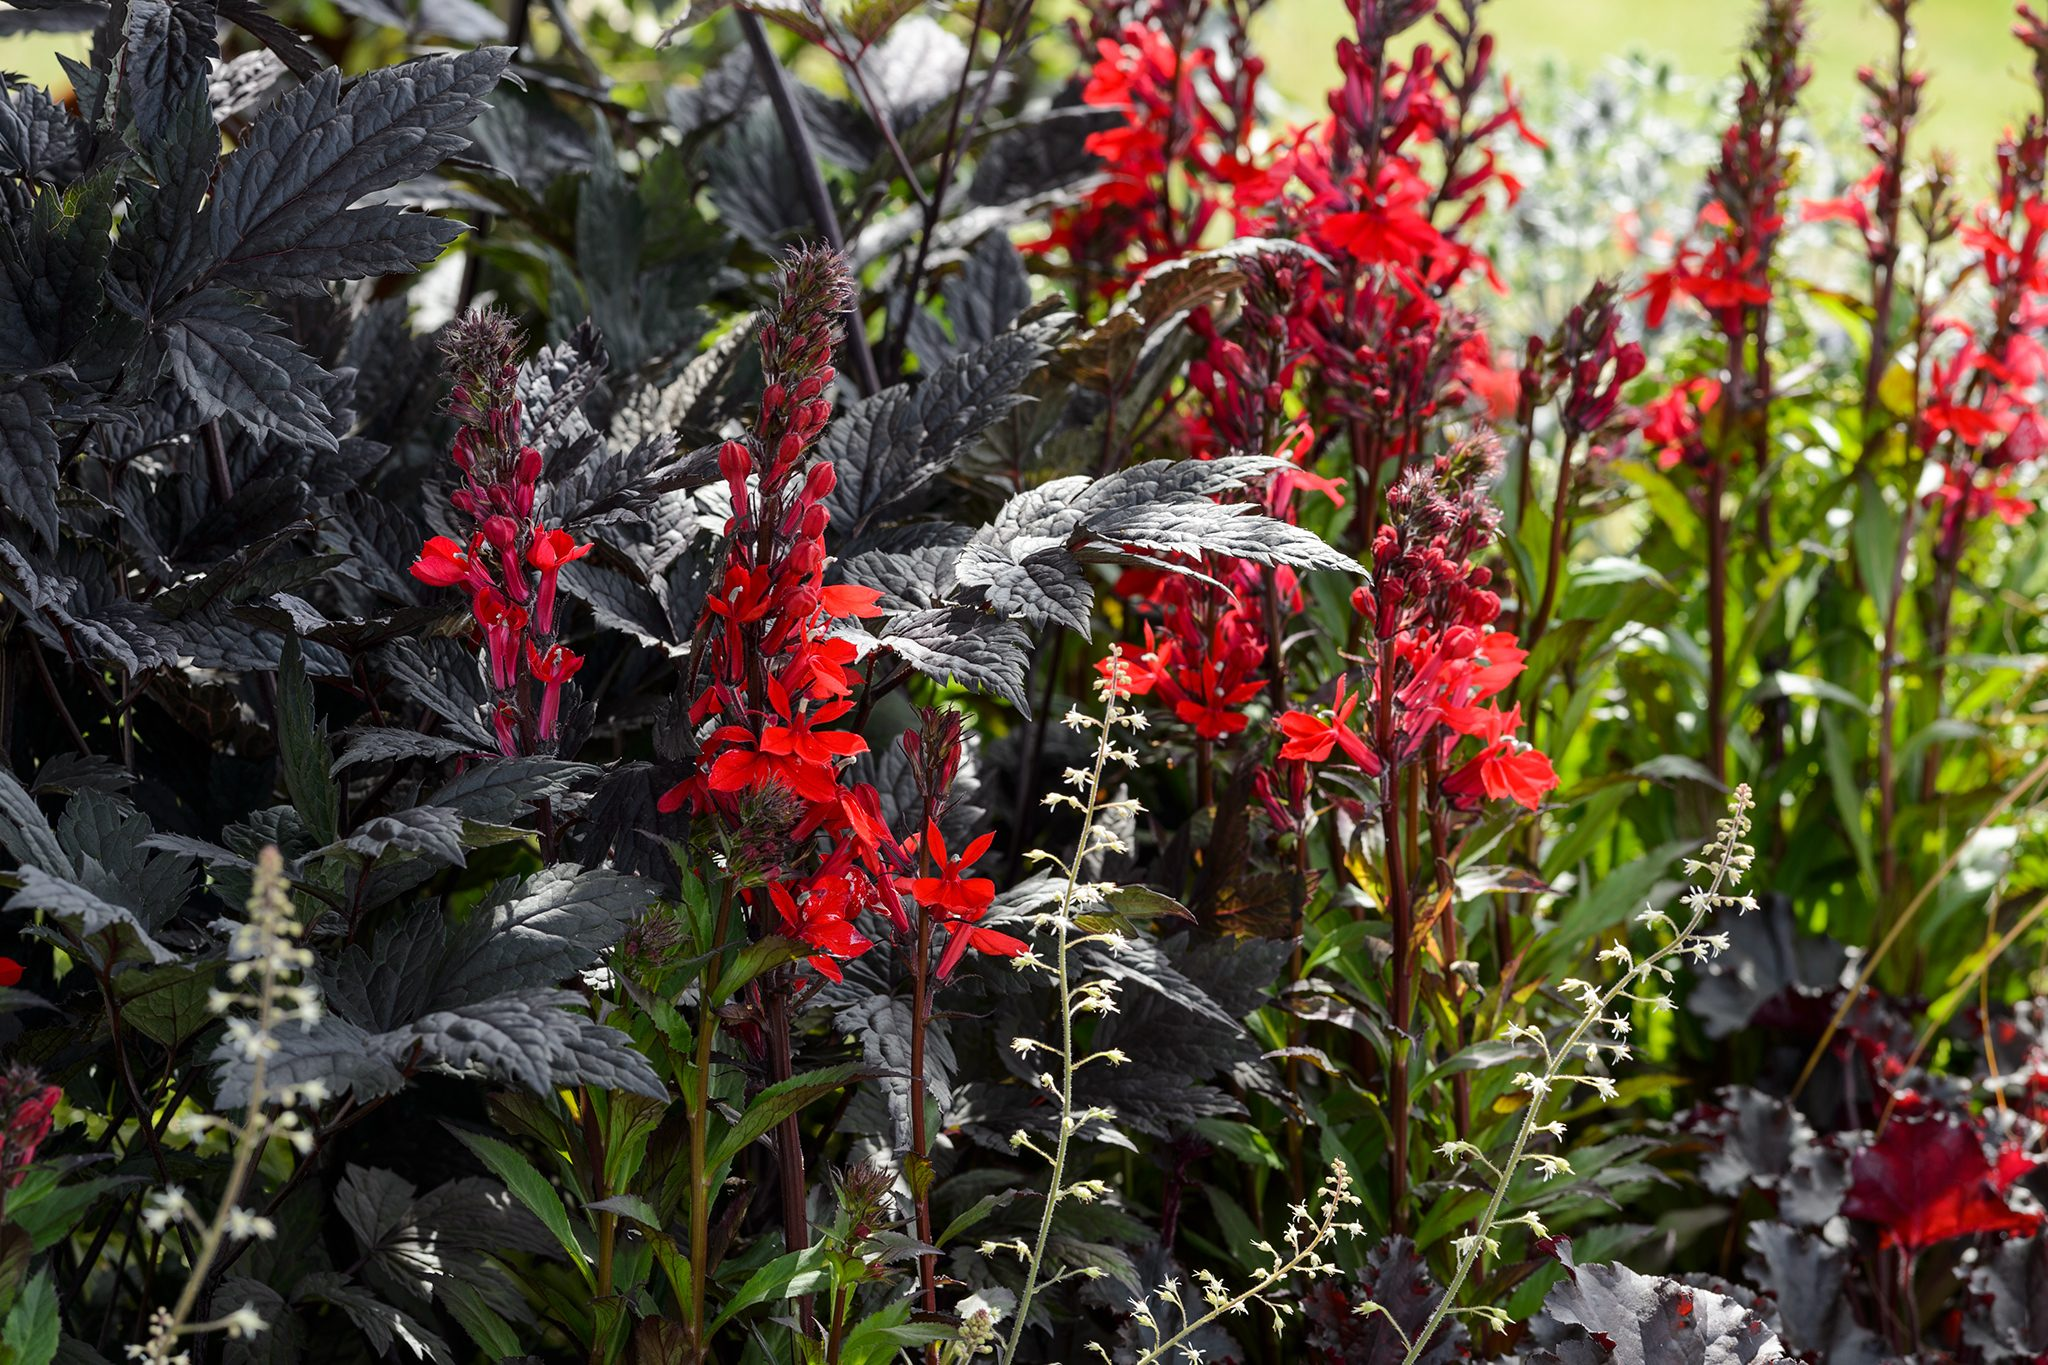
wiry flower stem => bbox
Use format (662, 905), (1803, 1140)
(1117, 1162), (1361, 1365)
(133, 848), (318, 1365)
(998, 666), (1141, 1363)
(1396, 785), (1757, 1365)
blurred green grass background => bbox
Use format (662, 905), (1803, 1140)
(1, 0), (2037, 162)
(1254, 0), (2033, 161)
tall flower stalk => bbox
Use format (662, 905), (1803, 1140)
(410, 310), (592, 759)
(1393, 785), (1757, 1365)
(997, 659), (1147, 1361)
(133, 849), (319, 1365)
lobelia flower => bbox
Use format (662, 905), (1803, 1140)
(0, 1065), (60, 1189)
(526, 527), (591, 635)
(408, 310), (592, 760)
(0, 957), (20, 988)
(1277, 677), (1380, 772)
(525, 642), (584, 740)
(1439, 702), (1558, 810)
(410, 534), (492, 592)
(766, 879), (873, 983)
(897, 822), (1024, 978)
(472, 588), (527, 691)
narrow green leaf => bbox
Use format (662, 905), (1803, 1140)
(707, 1062), (862, 1173)
(278, 637), (338, 844)
(451, 1129), (591, 1287)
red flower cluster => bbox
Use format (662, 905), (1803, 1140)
(651, 249), (902, 978)
(0, 1065), (59, 1190)
(1639, 0), (1807, 339)
(1036, 5), (1272, 279)
(899, 822), (1023, 978)
(1280, 445), (1556, 810)
(1921, 113), (2048, 544)
(1639, 377), (1724, 472)
(656, 251), (1018, 984)
(408, 311), (592, 757)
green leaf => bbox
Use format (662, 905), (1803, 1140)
(708, 936), (808, 1008)
(116, 960), (220, 1048)
(1075, 884), (1196, 936)
(451, 1129), (591, 1287)
(708, 1063), (862, 1173)
(936, 1191), (1015, 1248)
(278, 637), (338, 844)
(1852, 471), (1902, 623)
(1, 1269), (58, 1365)
(705, 1246), (830, 1335)
(440, 1281), (523, 1360)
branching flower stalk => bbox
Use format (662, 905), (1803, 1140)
(1109, 1162), (1362, 1365)
(996, 660), (1148, 1363)
(1392, 785), (1757, 1365)
(131, 848), (320, 1365)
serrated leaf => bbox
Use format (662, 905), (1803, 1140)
(0, 383), (59, 549)
(122, 0), (217, 141)
(213, 1016), (406, 1106)
(333, 728), (480, 773)
(0, 1268), (58, 1365)
(868, 607), (1032, 712)
(435, 865), (656, 1007)
(6, 866), (174, 963)
(278, 636), (339, 844)
(161, 292), (340, 451)
(408, 987), (666, 1098)
(338, 805), (467, 867)
(208, 48), (510, 292)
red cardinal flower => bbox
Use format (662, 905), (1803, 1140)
(1277, 678), (1380, 772)
(1442, 704), (1558, 810)
(704, 679), (867, 804)
(766, 879), (873, 982)
(525, 642), (585, 740)
(0, 1066), (59, 1188)
(1844, 1116), (2042, 1252)
(526, 527), (592, 635)
(0, 958), (20, 989)
(472, 588), (528, 691)
(410, 535), (489, 592)
(900, 821), (997, 920)
(898, 822), (1024, 978)
(818, 583), (885, 619)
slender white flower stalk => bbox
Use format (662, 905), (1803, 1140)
(131, 847), (324, 1365)
(1394, 784), (1758, 1365)
(996, 661), (1149, 1363)
(1109, 1160), (1363, 1365)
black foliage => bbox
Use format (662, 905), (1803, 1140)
(1524, 1240), (1787, 1365)
(0, 0), (1364, 1351)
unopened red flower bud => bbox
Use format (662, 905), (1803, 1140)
(801, 504), (829, 539)
(803, 462), (837, 501)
